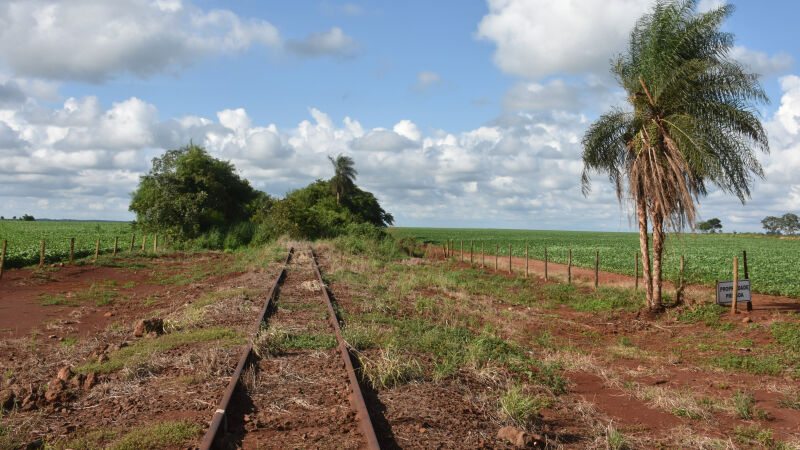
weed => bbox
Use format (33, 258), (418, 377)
(605, 422), (628, 450)
(143, 297), (158, 307)
(79, 280), (121, 306)
(771, 322), (800, 351)
(358, 349), (424, 389)
(122, 281), (136, 288)
(619, 336), (633, 347)
(111, 420), (202, 450)
(254, 325), (288, 357)
(778, 393), (800, 410)
(498, 385), (552, 426)
(76, 327), (242, 374)
(342, 323), (385, 350)
(712, 354), (787, 376)
(732, 391), (759, 420)
(60, 336), (77, 348)
(283, 333), (337, 351)
(38, 293), (79, 307)
(734, 424), (775, 447)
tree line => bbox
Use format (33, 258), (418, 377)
(128, 143), (393, 249)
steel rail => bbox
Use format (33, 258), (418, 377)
(199, 247), (293, 450)
(310, 247), (381, 450)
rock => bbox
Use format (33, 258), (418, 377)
(133, 318), (164, 337)
(145, 331), (158, 339)
(497, 426), (536, 448)
(742, 317), (752, 323)
(104, 312), (113, 318)
(97, 354), (108, 364)
(20, 394), (36, 411)
(56, 366), (72, 382)
(83, 372), (97, 390)
(69, 374), (85, 390)
(44, 378), (65, 403)
(0, 389), (15, 410)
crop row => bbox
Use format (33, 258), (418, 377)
(0, 221), (139, 268)
(392, 228), (800, 298)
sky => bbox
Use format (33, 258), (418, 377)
(1, 0), (799, 232)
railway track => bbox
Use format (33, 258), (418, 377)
(199, 247), (379, 449)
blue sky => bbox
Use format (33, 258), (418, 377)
(1, 0), (800, 233)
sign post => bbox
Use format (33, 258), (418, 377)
(716, 279), (752, 311)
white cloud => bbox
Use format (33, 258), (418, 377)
(0, 0), (281, 82)
(697, 0), (726, 13)
(413, 70), (442, 92)
(285, 27), (358, 58)
(5, 72), (800, 231)
(393, 120), (421, 142)
(476, 0), (649, 79)
(730, 46), (794, 76)
(503, 79), (579, 111)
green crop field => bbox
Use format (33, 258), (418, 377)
(0, 221), (134, 268)
(391, 227), (800, 298)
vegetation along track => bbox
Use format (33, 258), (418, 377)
(200, 246), (379, 449)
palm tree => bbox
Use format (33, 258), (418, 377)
(581, 0), (769, 313)
(328, 154), (358, 205)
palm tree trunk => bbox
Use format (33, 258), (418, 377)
(636, 193), (653, 308)
(336, 191), (340, 205)
(650, 211), (665, 312)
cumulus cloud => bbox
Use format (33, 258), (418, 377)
(476, 0), (649, 79)
(0, 0), (281, 82)
(285, 27), (358, 58)
(730, 46), (794, 76)
(503, 79), (579, 111)
(5, 72), (800, 230)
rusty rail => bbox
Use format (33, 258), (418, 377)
(311, 248), (381, 450)
(199, 247), (293, 450)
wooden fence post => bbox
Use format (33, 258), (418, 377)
(731, 257), (739, 315)
(544, 247), (548, 281)
(130, 234), (135, 252)
(154, 235), (158, 253)
(495, 243), (498, 270)
(595, 250), (599, 289)
(113, 237), (118, 257)
(0, 239), (6, 279)
(568, 249), (572, 285)
(142, 235), (146, 251)
(743, 250), (748, 279)
(69, 238), (75, 265)
(508, 244), (512, 274)
(39, 238), (46, 269)
(481, 241), (485, 268)
(525, 245), (529, 278)
(470, 240), (473, 265)
(94, 238), (100, 262)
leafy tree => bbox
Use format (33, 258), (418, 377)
(21, 214), (35, 221)
(328, 154), (357, 205)
(254, 179), (393, 241)
(761, 215), (782, 234)
(697, 217), (721, 233)
(581, 1), (769, 312)
(780, 212), (800, 235)
(129, 143), (259, 237)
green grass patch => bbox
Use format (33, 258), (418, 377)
(111, 420), (201, 450)
(75, 327), (242, 374)
(711, 354), (788, 376)
(38, 293), (80, 306)
(771, 322), (800, 351)
(283, 333), (337, 350)
(78, 280), (121, 306)
(499, 385), (553, 426)
(358, 349), (424, 389)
